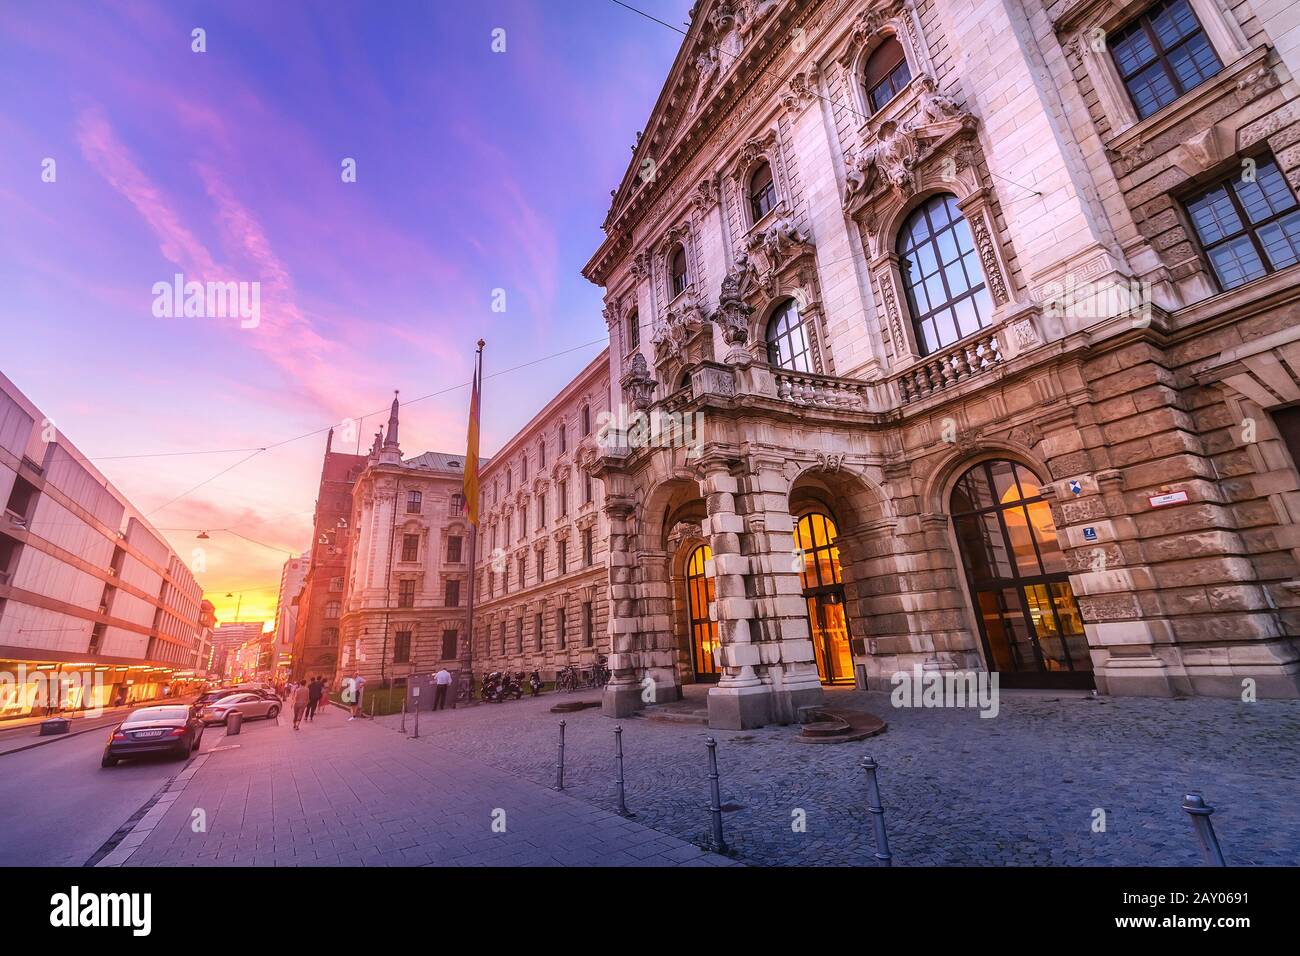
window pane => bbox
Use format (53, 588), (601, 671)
(1025, 499), (1065, 573)
(1003, 505), (1042, 576)
(989, 459), (1020, 504)
(1129, 61), (1178, 117)
(1112, 29), (1157, 76)
(1208, 236), (1267, 289)
(1256, 211), (1300, 272)
(1024, 584), (1068, 671)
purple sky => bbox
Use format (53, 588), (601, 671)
(0, 0), (687, 621)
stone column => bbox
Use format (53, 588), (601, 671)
(637, 548), (682, 703)
(700, 457), (772, 729)
(741, 459), (823, 723)
(601, 492), (643, 716)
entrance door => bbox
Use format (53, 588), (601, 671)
(950, 459), (1093, 689)
(795, 513), (854, 683)
(685, 544), (720, 682)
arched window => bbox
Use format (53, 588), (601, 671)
(628, 308), (640, 349)
(897, 193), (993, 355)
(950, 459), (1092, 687)
(764, 298), (813, 372)
(794, 513), (853, 683)
(670, 245), (688, 297)
(749, 162), (777, 223)
(686, 545), (719, 680)
(863, 37), (912, 113)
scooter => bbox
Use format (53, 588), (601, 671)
(528, 670), (542, 697)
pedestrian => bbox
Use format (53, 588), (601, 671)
(433, 667), (452, 711)
(348, 673), (366, 721)
(306, 676), (323, 721)
(292, 680), (310, 730)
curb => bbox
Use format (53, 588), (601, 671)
(0, 718), (122, 758)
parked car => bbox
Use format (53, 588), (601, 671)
(102, 705), (204, 767)
(200, 692), (280, 725)
(193, 687), (278, 710)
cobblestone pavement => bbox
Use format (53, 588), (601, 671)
(116, 703), (737, 867)
(376, 686), (1300, 866)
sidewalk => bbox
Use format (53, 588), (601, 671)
(112, 698), (739, 867)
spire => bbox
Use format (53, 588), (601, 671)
(379, 391), (402, 464)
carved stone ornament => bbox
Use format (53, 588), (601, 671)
(1007, 423), (1043, 449)
(651, 293), (707, 362)
(815, 452), (846, 473)
(621, 352), (658, 412)
(667, 519), (703, 552)
(712, 263), (754, 347)
(692, 174), (719, 214)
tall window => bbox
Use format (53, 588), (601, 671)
(950, 459), (1092, 686)
(441, 629), (458, 661)
(558, 539), (568, 575)
(522, 457), (528, 482)
(1185, 155), (1300, 291)
(670, 245), (688, 297)
(795, 513), (853, 683)
(558, 424), (567, 453)
(521, 506), (528, 538)
(538, 494), (546, 528)
(397, 580), (415, 608)
(324, 601), (340, 620)
(449, 493), (464, 517)
(535, 613), (544, 652)
(539, 440), (546, 468)
(583, 529), (593, 566)
(863, 37), (911, 113)
(628, 309), (640, 350)
(558, 480), (568, 517)
(584, 472), (593, 503)
(446, 535), (463, 562)
(1109, 0), (1222, 120)
(765, 298), (813, 372)
(686, 545), (719, 679)
(506, 469), (513, 493)
(516, 617), (524, 653)
(581, 405), (591, 436)
(898, 193), (992, 355)
(401, 534), (419, 562)
(444, 579), (461, 608)
(500, 621), (507, 656)
(517, 554), (526, 586)
(406, 490), (422, 514)
(749, 162), (776, 222)
(583, 601), (594, 648)
(536, 549), (545, 584)
(393, 630), (411, 664)
(557, 606), (567, 650)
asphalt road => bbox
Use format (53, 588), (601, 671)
(0, 721), (200, 866)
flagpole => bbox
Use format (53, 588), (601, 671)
(461, 339), (485, 703)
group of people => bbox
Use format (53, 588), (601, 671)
(283, 675), (328, 730)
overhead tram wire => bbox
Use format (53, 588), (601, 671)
(603, 0), (1043, 201)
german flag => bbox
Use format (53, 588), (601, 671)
(463, 350), (482, 526)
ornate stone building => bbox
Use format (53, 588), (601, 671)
(336, 398), (477, 687)
(583, 0), (1300, 727)
(471, 351), (612, 681)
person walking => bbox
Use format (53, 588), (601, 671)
(433, 667), (452, 711)
(306, 676), (323, 721)
(292, 680), (310, 730)
(348, 673), (366, 721)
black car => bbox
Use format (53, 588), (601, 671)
(102, 705), (205, 767)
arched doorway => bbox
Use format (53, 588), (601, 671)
(795, 513), (854, 684)
(686, 544), (720, 682)
(950, 459), (1093, 688)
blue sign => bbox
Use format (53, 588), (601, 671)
(1083, 527), (1098, 541)
(1068, 479), (1082, 496)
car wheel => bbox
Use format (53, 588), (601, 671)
(267, 705), (280, 719)
(101, 753), (118, 768)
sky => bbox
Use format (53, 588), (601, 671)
(0, 0), (688, 625)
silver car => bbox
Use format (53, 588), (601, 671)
(200, 692), (280, 725)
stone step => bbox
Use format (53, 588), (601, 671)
(643, 708), (709, 725)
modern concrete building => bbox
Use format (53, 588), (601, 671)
(580, 0), (1300, 727)
(471, 350), (613, 681)
(336, 396), (481, 688)
(0, 369), (207, 716)
(196, 598), (216, 676)
(210, 621), (265, 681)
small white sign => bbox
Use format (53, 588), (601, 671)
(1148, 490), (1189, 508)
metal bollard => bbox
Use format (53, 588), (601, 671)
(555, 720), (566, 791)
(411, 700), (420, 739)
(226, 711), (243, 736)
(399, 696), (407, 735)
(614, 726), (634, 817)
(705, 737), (727, 854)
(1182, 793), (1226, 866)
(860, 756), (892, 866)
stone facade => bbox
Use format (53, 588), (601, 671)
(581, 0), (1300, 727)
(334, 399), (477, 687)
(470, 352), (612, 681)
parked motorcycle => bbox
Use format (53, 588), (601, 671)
(528, 670), (542, 697)
(504, 672), (524, 701)
(480, 671), (503, 703)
